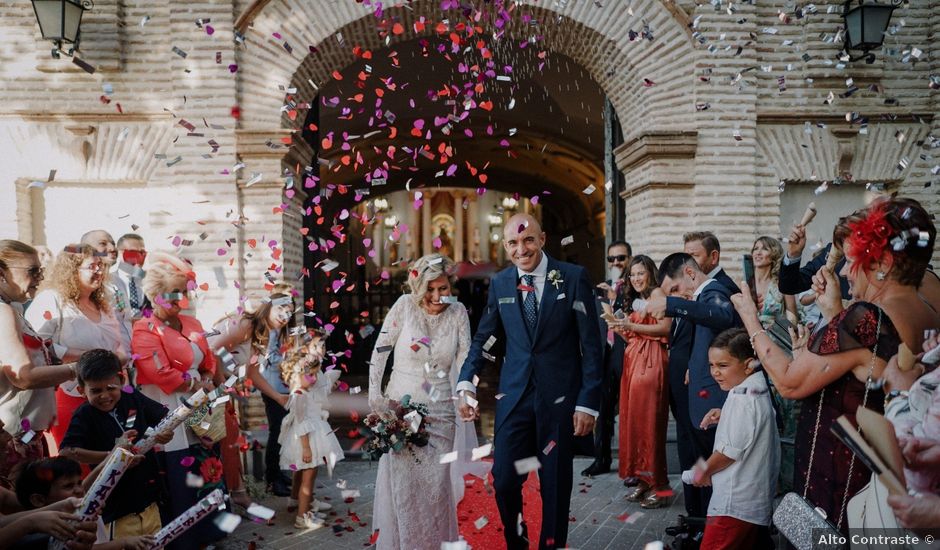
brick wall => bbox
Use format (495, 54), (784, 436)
(0, 0), (937, 310)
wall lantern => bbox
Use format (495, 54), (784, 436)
(501, 197), (518, 211)
(842, 0), (897, 64)
(31, 0), (92, 58)
(373, 197), (390, 213)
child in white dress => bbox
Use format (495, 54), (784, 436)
(277, 333), (344, 529)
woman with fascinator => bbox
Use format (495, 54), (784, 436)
(367, 254), (490, 550)
(730, 197), (939, 532)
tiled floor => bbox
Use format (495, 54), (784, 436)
(217, 455), (686, 549)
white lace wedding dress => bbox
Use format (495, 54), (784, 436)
(369, 295), (490, 550)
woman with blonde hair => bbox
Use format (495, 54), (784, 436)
(368, 253), (490, 550)
(0, 240), (77, 489)
(750, 235), (797, 328)
(25, 244), (129, 446)
(131, 252), (224, 550)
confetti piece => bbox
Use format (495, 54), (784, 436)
(439, 451), (458, 464)
(180, 456), (195, 467)
(514, 456), (541, 475)
(542, 440), (556, 455)
(471, 444), (492, 461)
(474, 516), (489, 530)
(214, 512), (241, 533)
(186, 472), (205, 488)
(246, 503), (275, 520)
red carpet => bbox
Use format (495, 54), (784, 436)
(457, 463), (542, 549)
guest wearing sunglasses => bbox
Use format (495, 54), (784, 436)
(25, 245), (130, 447)
(110, 233), (149, 342)
(583, 240), (632, 477)
(0, 240), (78, 492)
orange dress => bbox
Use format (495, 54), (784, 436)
(617, 310), (669, 486)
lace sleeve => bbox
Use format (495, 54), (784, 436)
(368, 296), (407, 410)
(808, 301), (900, 361)
(450, 304), (471, 390)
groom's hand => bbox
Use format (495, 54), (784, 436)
(458, 391), (479, 421)
(573, 412), (595, 436)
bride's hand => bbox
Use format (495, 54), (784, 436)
(369, 394), (390, 413)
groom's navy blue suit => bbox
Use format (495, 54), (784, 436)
(458, 254), (604, 550)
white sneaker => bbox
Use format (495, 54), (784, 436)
(294, 511), (324, 530)
(312, 498), (332, 512)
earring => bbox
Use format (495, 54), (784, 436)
(876, 271), (886, 281)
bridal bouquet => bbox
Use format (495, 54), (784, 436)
(360, 394), (430, 462)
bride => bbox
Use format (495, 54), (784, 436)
(368, 253), (489, 549)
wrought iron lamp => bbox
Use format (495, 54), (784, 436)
(31, 0), (91, 58)
(842, 0), (896, 64)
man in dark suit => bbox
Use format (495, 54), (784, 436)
(583, 240), (631, 477)
(683, 231), (740, 295)
(648, 253), (741, 527)
(458, 213), (604, 550)
(778, 222), (851, 300)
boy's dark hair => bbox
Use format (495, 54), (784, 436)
(657, 252), (699, 286)
(77, 349), (122, 386)
(709, 328), (755, 361)
(15, 457), (82, 509)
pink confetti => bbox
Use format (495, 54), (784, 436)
(20, 419), (30, 432)
(205, 25), (215, 35)
(433, 237), (442, 249)
(122, 385), (134, 394)
(180, 456), (196, 468)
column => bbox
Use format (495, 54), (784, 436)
(422, 191), (432, 256)
(407, 194), (419, 259)
(467, 196), (480, 262)
(454, 193), (464, 262)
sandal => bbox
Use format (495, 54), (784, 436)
(640, 489), (669, 509)
(625, 482), (650, 502)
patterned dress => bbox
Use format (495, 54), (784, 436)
(794, 302), (899, 533)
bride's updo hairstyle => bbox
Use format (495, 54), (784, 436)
(405, 253), (457, 304)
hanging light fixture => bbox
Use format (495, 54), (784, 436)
(842, 0), (897, 64)
(31, 0), (91, 58)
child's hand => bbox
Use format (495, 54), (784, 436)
(119, 535), (156, 550)
(31, 510), (80, 540)
(302, 446), (313, 464)
(699, 409), (721, 430)
(154, 430), (174, 445)
(128, 454), (146, 468)
(116, 429), (138, 449)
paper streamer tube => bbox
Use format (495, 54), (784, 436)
(135, 389), (208, 454)
(800, 202), (817, 226)
(824, 246), (843, 272)
(897, 342), (916, 372)
(149, 489), (224, 549)
(49, 448), (136, 550)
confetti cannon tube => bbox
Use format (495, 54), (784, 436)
(824, 246), (843, 272)
(148, 489), (224, 549)
(800, 201), (817, 226)
(48, 448), (135, 550)
(134, 389), (209, 454)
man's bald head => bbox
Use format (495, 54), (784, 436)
(503, 213), (546, 272)
(80, 230), (117, 265)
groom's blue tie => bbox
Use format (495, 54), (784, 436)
(522, 274), (539, 335)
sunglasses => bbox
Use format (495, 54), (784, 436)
(607, 255), (629, 263)
(8, 265), (44, 278)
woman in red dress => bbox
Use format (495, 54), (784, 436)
(612, 255), (671, 508)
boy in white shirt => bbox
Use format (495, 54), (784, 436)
(691, 328), (779, 550)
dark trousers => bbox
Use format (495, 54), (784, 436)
(493, 386), (574, 550)
(262, 393), (288, 484)
(689, 425), (715, 518)
(158, 447), (226, 550)
(668, 372), (711, 520)
(593, 348), (622, 465)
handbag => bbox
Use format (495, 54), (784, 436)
(185, 402), (227, 443)
(773, 309), (882, 550)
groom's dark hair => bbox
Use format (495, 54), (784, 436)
(657, 253), (699, 286)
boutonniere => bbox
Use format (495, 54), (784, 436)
(547, 269), (564, 289)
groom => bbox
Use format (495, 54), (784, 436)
(457, 213), (604, 550)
